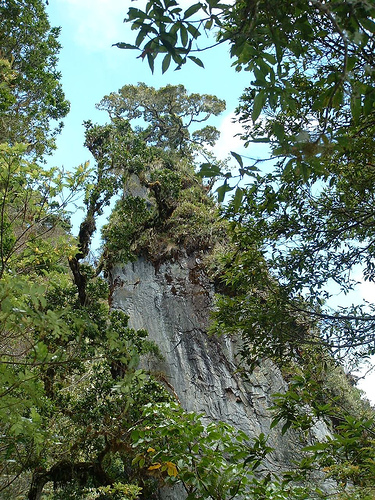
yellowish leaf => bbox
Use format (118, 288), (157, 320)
(148, 463), (161, 471)
(166, 461), (178, 477)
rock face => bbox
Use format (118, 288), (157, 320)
(109, 250), (330, 497)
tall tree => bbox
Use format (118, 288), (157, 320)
(97, 83), (225, 157)
(0, 77), (266, 500)
(0, 0), (70, 157)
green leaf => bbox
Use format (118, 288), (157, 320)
(205, 19), (213, 30)
(361, 17), (375, 34)
(198, 163), (223, 177)
(1, 296), (13, 313)
(147, 52), (155, 73)
(162, 53), (171, 73)
(114, 42), (138, 50)
(128, 7), (147, 20)
(262, 52), (277, 65)
(135, 29), (147, 47)
(270, 417), (281, 429)
(180, 24), (188, 46)
(186, 23), (201, 39)
(230, 151), (243, 167)
(233, 187), (244, 212)
(183, 3), (202, 19)
(281, 421), (292, 435)
(188, 56), (204, 68)
(363, 89), (375, 115)
(216, 182), (233, 203)
(272, 122), (285, 141)
(160, 34), (176, 53)
(252, 91), (266, 122)
(350, 92), (362, 123)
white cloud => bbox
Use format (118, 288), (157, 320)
(59, 0), (133, 52)
(213, 112), (246, 160)
(212, 112), (272, 174)
(359, 277), (375, 303)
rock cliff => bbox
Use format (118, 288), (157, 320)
(100, 152), (338, 498)
(109, 250), (330, 497)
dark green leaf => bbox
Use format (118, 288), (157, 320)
(186, 23), (201, 39)
(183, 3), (202, 19)
(350, 92), (362, 123)
(233, 187), (244, 212)
(162, 53), (171, 73)
(127, 7), (147, 20)
(216, 182), (233, 202)
(273, 122), (284, 141)
(113, 42), (138, 50)
(198, 163), (223, 177)
(230, 151), (243, 168)
(180, 24), (188, 46)
(147, 52), (155, 73)
(205, 19), (213, 30)
(281, 421), (292, 435)
(160, 34), (176, 53)
(252, 91), (266, 122)
(136, 29), (148, 47)
(188, 56), (204, 68)
(361, 17), (375, 34)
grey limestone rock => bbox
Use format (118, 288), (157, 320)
(109, 252), (332, 491)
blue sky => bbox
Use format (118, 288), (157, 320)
(45, 0), (375, 403)
(46, 0), (255, 170)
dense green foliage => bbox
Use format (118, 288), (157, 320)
(97, 83), (225, 156)
(0, 0), (70, 157)
(98, 83), (375, 499)
(121, 0), (375, 365)
(84, 84), (228, 267)
(118, 1), (375, 497)
(0, 141), (168, 498)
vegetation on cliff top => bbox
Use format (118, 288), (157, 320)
(90, 83), (229, 267)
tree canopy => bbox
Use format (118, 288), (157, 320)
(0, 0), (70, 157)
(96, 83), (225, 157)
(119, 0), (375, 366)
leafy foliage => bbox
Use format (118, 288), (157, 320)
(119, 0), (375, 363)
(0, 145), (163, 498)
(120, 0), (375, 138)
(85, 83), (228, 267)
(2, 1), (375, 495)
(131, 402), (315, 500)
(220, 154), (375, 364)
(96, 83), (225, 158)
(0, 0), (70, 157)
